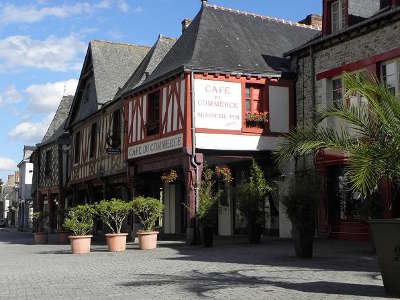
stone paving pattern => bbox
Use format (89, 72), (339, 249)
(0, 229), (389, 300)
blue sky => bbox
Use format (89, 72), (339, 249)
(0, 0), (322, 182)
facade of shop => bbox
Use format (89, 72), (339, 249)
(118, 2), (319, 240)
(31, 95), (73, 233)
(65, 40), (150, 206)
(287, 0), (400, 240)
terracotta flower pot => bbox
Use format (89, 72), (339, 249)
(34, 232), (48, 244)
(69, 235), (92, 254)
(137, 231), (158, 250)
(106, 233), (128, 252)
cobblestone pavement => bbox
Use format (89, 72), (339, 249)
(0, 228), (389, 300)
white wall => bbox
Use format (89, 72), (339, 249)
(269, 86), (290, 133)
(196, 133), (285, 151)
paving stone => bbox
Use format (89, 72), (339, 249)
(0, 228), (386, 299)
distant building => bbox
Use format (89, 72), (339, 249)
(17, 146), (35, 230)
(0, 174), (18, 226)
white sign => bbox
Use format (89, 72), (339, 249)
(194, 79), (242, 130)
(127, 133), (183, 159)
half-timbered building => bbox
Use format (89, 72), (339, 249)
(31, 95), (73, 233)
(65, 40), (150, 204)
(286, 0), (400, 240)
(119, 1), (319, 240)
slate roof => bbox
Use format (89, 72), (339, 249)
(140, 3), (319, 89)
(90, 40), (150, 105)
(41, 95), (74, 145)
(115, 35), (177, 99)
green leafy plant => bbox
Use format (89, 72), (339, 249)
(95, 198), (134, 234)
(63, 204), (95, 236)
(282, 171), (320, 231)
(32, 211), (43, 233)
(132, 196), (163, 232)
(197, 167), (220, 227)
(237, 160), (273, 226)
(276, 72), (400, 200)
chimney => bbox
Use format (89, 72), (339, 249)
(181, 18), (192, 33)
(299, 14), (322, 29)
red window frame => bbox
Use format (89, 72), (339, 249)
(243, 83), (269, 134)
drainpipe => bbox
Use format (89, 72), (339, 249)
(190, 71), (200, 244)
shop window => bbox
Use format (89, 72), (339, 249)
(112, 110), (121, 148)
(245, 84), (267, 129)
(331, 0), (346, 33)
(89, 123), (97, 158)
(74, 131), (81, 164)
(146, 90), (160, 136)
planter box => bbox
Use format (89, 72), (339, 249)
(369, 219), (400, 297)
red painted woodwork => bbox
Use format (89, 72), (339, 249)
(317, 47), (400, 80)
(329, 221), (369, 241)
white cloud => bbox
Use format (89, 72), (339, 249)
(118, 0), (129, 13)
(26, 79), (78, 113)
(0, 35), (86, 72)
(0, 85), (22, 105)
(0, 157), (17, 172)
(9, 114), (54, 143)
(1, 2), (92, 24)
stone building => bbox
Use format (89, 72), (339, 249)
(17, 146), (35, 230)
(31, 95), (73, 233)
(286, 0), (400, 239)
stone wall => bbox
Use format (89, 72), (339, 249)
(294, 18), (400, 126)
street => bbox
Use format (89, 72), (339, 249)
(0, 229), (388, 300)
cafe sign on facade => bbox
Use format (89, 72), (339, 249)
(127, 133), (183, 159)
(194, 79), (242, 130)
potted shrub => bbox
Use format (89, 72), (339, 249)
(32, 211), (48, 244)
(132, 196), (163, 250)
(63, 204), (95, 254)
(237, 160), (272, 244)
(197, 167), (220, 247)
(95, 198), (134, 252)
(282, 172), (320, 258)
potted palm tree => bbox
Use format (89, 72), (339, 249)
(276, 72), (400, 296)
(132, 196), (163, 250)
(63, 204), (95, 254)
(95, 198), (134, 252)
(237, 160), (272, 244)
(32, 211), (48, 244)
(197, 167), (219, 247)
(282, 172), (320, 258)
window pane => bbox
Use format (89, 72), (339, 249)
(245, 99), (251, 112)
(383, 63), (396, 95)
(332, 78), (343, 105)
(331, 1), (340, 33)
(251, 87), (261, 100)
(245, 87), (250, 98)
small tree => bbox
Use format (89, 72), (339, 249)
(132, 196), (163, 232)
(197, 167), (220, 228)
(63, 204), (95, 236)
(237, 160), (272, 225)
(32, 211), (42, 233)
(95, 199), (134, 234)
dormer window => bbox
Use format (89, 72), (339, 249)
(331, 0), (346, 33)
